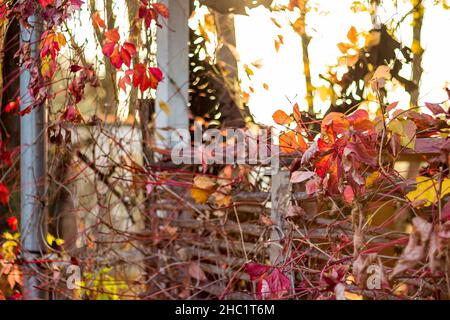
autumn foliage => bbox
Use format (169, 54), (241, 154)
(0, 0), (450, 301)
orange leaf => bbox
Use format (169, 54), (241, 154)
(321, 112), (349, 135)
(347, 109), (374, 132)
(105, 28), (120, 43)
(191, 188), (211, 204)
(337, 42), (352, 54)
(279, 131), (308, 153)
(293, 103), (302, 123)
(118, 70), (133, 92)
(272, 110), (291, 125)
(152, 3), (170, 19)
(347, 26), (358, 44)
(315, 153), (332, 178)
(92, 12), (106, 29)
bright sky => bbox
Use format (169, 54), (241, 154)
(234, 0), (450, 124)
(63, 0), (450, 124)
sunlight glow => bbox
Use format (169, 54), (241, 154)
(235, 0), (450, 124)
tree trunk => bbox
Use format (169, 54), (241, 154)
(411, 0), (424, 107)
(213, 12), (246, 127)
(297, 1), (314, 116)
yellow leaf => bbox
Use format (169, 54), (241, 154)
(344, 291), (364, 300)
(393, 283), (409, 296)
(159, 100), (172, 116)
(406, 176), (450, 207)
(1, 233), (19, 260)
(316, 85), (332, 102)
(47, 233), (55, 246)
(55, 33), (67, 47)
(243, 64), (254, 78)
(388, 119), (416, 149)
(365, 171), (380, 189)
(55, 238), (65, 246)
(292, 17), (305, 36)
(191, 188), (211, 204)
(41, 56), (54, 79)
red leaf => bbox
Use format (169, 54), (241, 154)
(264, 268), (291, 299)
(5, 97), (20, 113)
(133, 63), (150, 92)
(6, 216), (17, 232)
(120, 43), (136, 68)
(343, 185), (355, 204)
(315, 153), (333, 179)
(109, 46), (123, 69)
(425, 102), (445, 115)
(131, 64), (163, 93)
(245, 263), (291, 299)
(344, 141), (378, 167)
(61, 104), (82, 123)
(245, 263), (270, 280)
(442, 201), (450, 222)
(305, 178), (320, 195)
(149, 67), (163, 82)
(386, 101), (399, 113)
(69, 65), (83, 73)
(120, 48), (132, 68)
(39, 0), (54, 8)
(122, 42), (137, 56)
(0, 183), (10, 205)
(102, 41), (116, 57)
(139, 5), (158, 29)
(19, 106), (32, 116)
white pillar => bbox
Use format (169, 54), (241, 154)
(156, 0), (190, 149)
(20, 14), (48, 300)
